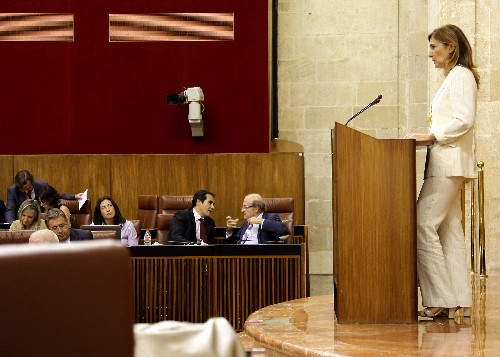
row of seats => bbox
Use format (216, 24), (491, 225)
(138, 195), (295, 244)
(4, 196), (294, 245)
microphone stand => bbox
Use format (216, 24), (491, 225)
(345, 95), (382, 126)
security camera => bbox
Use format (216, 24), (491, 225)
(167, 87), (205, 137)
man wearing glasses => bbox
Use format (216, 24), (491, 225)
(225, 193), (286, 244)
(45, 208), (92, 243)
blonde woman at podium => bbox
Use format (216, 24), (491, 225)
(405, 24), (479, 319)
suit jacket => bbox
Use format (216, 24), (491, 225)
(427, 65), (477, 179)
(168, 208), (216, 244)
(5, 180), (76, 223)
(70, 228), (93, 241)
(226, 212), (286, 244)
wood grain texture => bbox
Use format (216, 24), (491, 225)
(207, 153), (305, 225)
(0, 153), (304, 227)
(111, 155), (207, 220)
(0, 156), (14, 202)
(11, 155), (110, 214)
(332, 123), (417, 324)
(132, 251), (305, 331)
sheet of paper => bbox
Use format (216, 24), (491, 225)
(78, 189), (88, 210)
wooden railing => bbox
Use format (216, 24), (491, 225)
(129, 244), (306, 331)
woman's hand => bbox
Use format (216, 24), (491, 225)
(404, 133), (435, 145)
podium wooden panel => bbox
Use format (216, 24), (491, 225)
(332, 123), (417, 324)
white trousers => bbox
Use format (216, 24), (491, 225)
(416, 176), (472, 308)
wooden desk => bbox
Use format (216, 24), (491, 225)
(129, 244), (306, 331)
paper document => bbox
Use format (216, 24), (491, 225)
(78, 189), (88, 210)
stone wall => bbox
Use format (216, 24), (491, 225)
(277, 0), (500, 295)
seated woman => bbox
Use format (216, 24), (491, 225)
(38, 185), (71, 224)
(93, 196), (138, 246)
(9, 199), (47, 230)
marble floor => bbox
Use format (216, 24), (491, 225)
(240, 271), (500, 356)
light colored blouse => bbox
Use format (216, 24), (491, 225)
(9, 219), (47, 231)
(120, 220), (138, 247)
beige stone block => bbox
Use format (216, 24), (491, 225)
(309, 275), (334, 296)
(308, 250), (333, 275)
(357, 83), (398, 106)
(294, 35), (347, 60)
(304, 153), (332, 178)
(308, 225), (333, 252)
(277, 36), (296, 61)
(375, 128), (399, 139)
(305, 176), (332, 201)
(408, 79), (428, 104)
(278, 13), (308, 37)
(491, 69), (500, 101)
(305, 107), (352, 129)
(305, 199), (332, 226)
(293, 129), (332, 153)
(278, 107), (305, 130)
(290, 83), (356, 107)
(278, 59), (317, 84)
(278, 83), (291, 109)
(349, 105), (399, 129)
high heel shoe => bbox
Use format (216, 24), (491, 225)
(419, 307), (447, 318)
(454, 307), (471, 318)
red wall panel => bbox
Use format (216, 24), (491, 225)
(0, 1), (269, 154)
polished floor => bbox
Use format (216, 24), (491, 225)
(240, 270), (500, 356)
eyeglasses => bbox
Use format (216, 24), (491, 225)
(49, 223), (67, 231)
(242, 205), (254, 210)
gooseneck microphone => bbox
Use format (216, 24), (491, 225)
(345, 94), (383, 126)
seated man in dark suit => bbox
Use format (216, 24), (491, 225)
(225, 193), (286, 244)
(45, 208), (93, 243)
(168, 190), (216, 244)
(5, 170), (83, 223)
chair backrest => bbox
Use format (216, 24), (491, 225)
(264, 197), (294, 243)
(0, 240), (135, 356)
(158, 195), (192, 243)
(60, 199), (92, 228)
(137, 195), (158, 229)
(0, 230), (36, 244)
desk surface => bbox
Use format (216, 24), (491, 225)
(129, 243), (302, 257)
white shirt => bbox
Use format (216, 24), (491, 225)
(241, 213), (263, 245)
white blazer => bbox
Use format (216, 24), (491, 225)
(426, 65), (477, 179)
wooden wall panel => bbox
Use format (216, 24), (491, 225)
(110, 155), (207, 220)
(2, 153), (304, 227)
(0, 156), (14, 202)
(11, 155), (110, 216)
(207, 153), (305, 225)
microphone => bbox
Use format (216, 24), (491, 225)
(345, 94), (382, 126)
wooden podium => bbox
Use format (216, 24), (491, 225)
(332, 123), (417, 324)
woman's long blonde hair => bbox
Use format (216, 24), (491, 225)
(18, 199), (43, 230)
(428, 24), (480, 88)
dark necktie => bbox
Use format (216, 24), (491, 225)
(199, 218), (207, 243)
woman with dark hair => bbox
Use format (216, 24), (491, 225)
(93, 196), (138, 246)
(38, 185), (71, 224)
(9, 199), (47, 230)
(406, 24), (479, 318)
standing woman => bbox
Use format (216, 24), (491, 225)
(9, 199), (47, 231)
(406, 24), (479, 318)
(93, 196), (138, 246)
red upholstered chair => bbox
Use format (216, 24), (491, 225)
(59, 199), (92, 228)
(158, 195), (192, 243)
(137, 195), (158, 229)
(264, 197), (294, 243)
(0, 230), (36, 244)
(0, 240), (135, 356)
